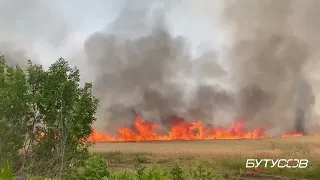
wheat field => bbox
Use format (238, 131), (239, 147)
(91, 136), (320, 179)
(92, 136), (320, 158)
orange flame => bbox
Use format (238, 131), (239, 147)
(36, 115), (320, 142)
(281, 132), (303, 137)
(87, 116), (274, 142)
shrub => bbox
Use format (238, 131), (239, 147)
(170, 165), (185, 180)
(81, 155), (110, 180)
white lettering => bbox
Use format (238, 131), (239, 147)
(287, 159), (299, 168)
(270, 159), (278, 168)
(245, 159), (308, 169)
(255, 159), (263, 168)
(299, 159), (308, 168)
(264, 159), (272, 168)
(277, 159), (287, 168)
(246, 159), (255, 168)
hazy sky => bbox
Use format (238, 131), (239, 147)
(0, 0), (228, 70)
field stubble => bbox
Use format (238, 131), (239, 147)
(91, 136), (320, 180)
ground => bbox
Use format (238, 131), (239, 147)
(91, 136), (320, 180)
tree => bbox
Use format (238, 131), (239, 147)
(0, 55), (99, 179)
(0, 55), (30, 168)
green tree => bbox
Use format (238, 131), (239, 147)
(0, 55), (30, 168)
(0, 55), (99, 179)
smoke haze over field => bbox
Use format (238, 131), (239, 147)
(1, 0), (320, 136)
(224, 0), (320, 135)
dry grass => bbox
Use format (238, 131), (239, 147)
(91, 136), (320, 179)
(92, 136), (320, 158)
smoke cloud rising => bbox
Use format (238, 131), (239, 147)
(84, 1), (232, 134)
(223, 0), (320, 135)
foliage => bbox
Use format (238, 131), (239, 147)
(189, 164), (215, 180)
(0, 162), (14, 180)
(54, 155), (219, 180)
(0, 55), (29, 167)
(169, 165), (184, 180)
(80, 155), (110, 180)
(135, 155), (147, 180)
(101, 159), (218, 180)
(25, 162), (221, 180)
(0, 55), (98, 179)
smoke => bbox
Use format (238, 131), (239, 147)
(0, 41), (38, 68)
(223, 0), (320, 135)
(0, 0), (71, 66)
(186, 84), (234, 125)
(84, 1), (231, 133)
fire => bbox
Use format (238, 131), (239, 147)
(87, 115), (272, 142)
(281, 132), (303, 137)
(36, 115), (320, 142)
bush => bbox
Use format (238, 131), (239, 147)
(80, 155), (110, 180)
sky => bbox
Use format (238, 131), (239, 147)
(0, 0), (229, 72)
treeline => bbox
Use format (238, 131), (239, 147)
(0, 55), (99, 179)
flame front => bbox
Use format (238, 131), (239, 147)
(87, 116), (278, 142)
(281, 132), (303, 137)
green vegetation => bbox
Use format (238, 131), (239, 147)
(0, 55), (98, 179)
(97, 150), (320, 180)
(0, 162), (14, 180)
(76, 154), (219, 180)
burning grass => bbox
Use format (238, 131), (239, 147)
(87, 115), (319, 143)
(91, 136), (320, 180)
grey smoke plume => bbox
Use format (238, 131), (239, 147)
(0, 0), (71, 66)
(85, 1), (231, 133)
(0, 41), (37, 68)
(186, 84), (234, 125)
(223, 0), (319, 135)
